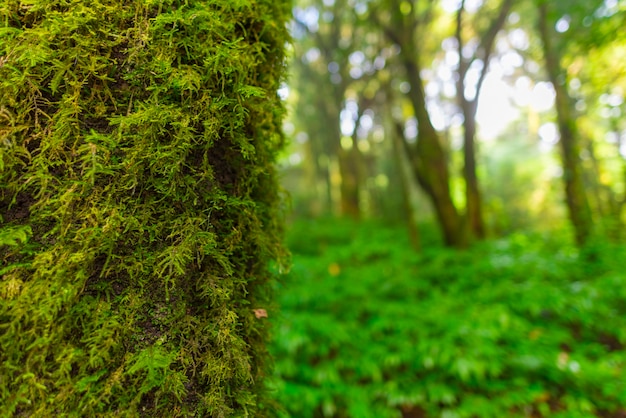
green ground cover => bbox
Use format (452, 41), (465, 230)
(270, 219), (626, 417)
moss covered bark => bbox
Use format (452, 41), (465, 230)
(0, 0), (290, 416)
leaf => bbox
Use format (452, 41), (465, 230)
(127, 347), (175, 394)
(0, 225), (32, 247)
(76, 369), (109, 393)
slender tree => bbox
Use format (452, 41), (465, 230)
(0, 0), (289, 416)
(292, 0), (364, 218)
(537, 0), (594, 245)
(373, 0), (465, 247)
(455, 0), (514, 240)
(391, 116), (422, 251)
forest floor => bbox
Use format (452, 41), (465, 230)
(269, 218), (626, 418)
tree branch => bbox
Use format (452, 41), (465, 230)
(474, 0), (514, 102)
(456, 0), (469, 82)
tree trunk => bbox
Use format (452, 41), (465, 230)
(323, 99), (362, 219)
(392, 120), (421, 251)
(403, 58), (465, 247)
(374, 0), (464, 246)
(455, 0), (513, 240)
(314, 92), (339, 215)
(538, 2), (593, 246)
(461, 99), (486, 239)
(0, 1), (289, 415)
(338, 147), (361, 219)
(583, 138), (617, 232)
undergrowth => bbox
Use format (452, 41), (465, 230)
(270, 218), (626, 417)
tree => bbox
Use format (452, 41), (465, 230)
(536, 0), (600, 246)
(292, 0), (364, 218)
(538, 1), (616, 245)
(455, 0), (513, 240)
(561, 2), (626, 239)
(0, 0), (290, 416)
(372, 0), (466, 247)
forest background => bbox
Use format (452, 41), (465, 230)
(270, 0), (626, 417)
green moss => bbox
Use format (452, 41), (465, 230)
(0, 0), (290, 416)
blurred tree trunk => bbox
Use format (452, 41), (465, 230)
(460, 99), (484, 239)
(293, 1), (362, 219)
(621, 156), (626, 235)
(455, 0), (513, 240)
(326, 95), (362, 219)
(403, 58), (466, 247)
(338, 142), (362, 219)
(582, 138), (625, 238)
(392, 118), (421, 251)
(404, 57), (464, 247)
(599, 132), (626, 240)
(294, 58), (335, 215)
(302, 135), (328, 216)
(377, 0), (465, 247)
(584, 139), (609, 218)
(610, 130), (626, 239)
(297, 53), (349, 217)
(538, 2), (593, 246)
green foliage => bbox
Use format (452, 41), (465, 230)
(271, 219), (626, 417)
(0, 224), (31, 247)
(0, 0), (290, 416)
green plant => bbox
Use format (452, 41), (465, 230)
(270, 219), (626, 417)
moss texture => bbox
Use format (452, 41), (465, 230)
(0, 0), (290, 416)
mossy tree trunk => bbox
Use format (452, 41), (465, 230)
(0, 1), (289, 416)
